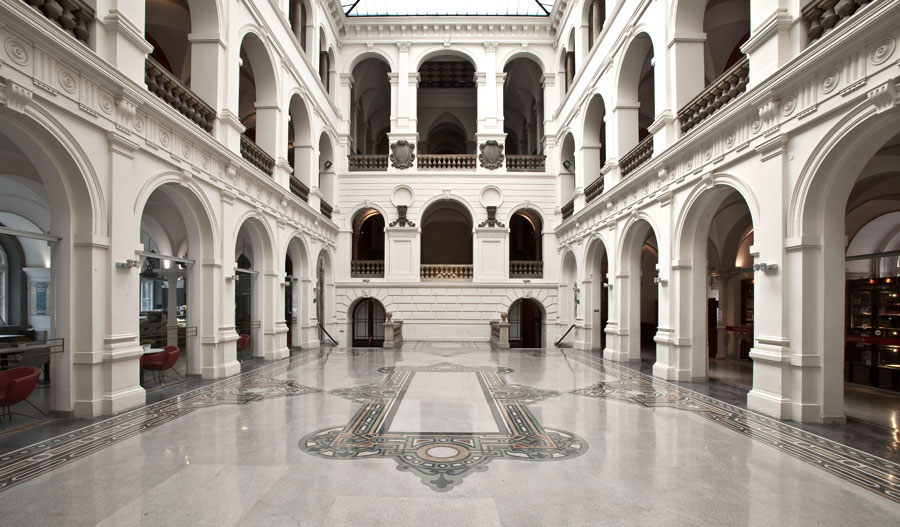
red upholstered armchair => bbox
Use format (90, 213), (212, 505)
(140, 346), (181, 385)
(236, 334), (251, 353)
(0, 366), (42, 423)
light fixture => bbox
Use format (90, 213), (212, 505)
(116, 259), (141, 269)
(602, 283), (613, 290)
(562, 160), (571, 170)
(323, 160), (332, 169)
(225, 275), (236, 281)
(653, 277), (668, 285)
(753, 263), (778, 273)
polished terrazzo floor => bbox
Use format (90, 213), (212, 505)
(1, 346), (899, 526)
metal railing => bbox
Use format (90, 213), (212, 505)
(620, 135), (653, 177)
(145, 57), (215, 133)
(351, 260), (384, 277)
(420, 264), (473, 280)
(509, 260), (543, 278)
(240, 135), (275, 176)
(22, 0), (93, 46)
(678, 56), (749, 135)
(320, 200), (333, 219)
(347, 154), (388, 171)
(318, 324), (338, 345)
(418, 154), (477, 170)
(584, 176), (605, 204)
(803, 0), (878, 42)
(506, 155), (546, 172)
(555, 324), (576, 347)
(235, 320), (261, 334)
(561, 198), (575, 220)
(289, 176), (309, 202)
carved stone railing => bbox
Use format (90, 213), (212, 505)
(584, 176), (605, 204)
(803, 0), (876, 42)
(507, 155), (546, 172)
(23, 0), (94, 46)
(678, 56), (749, 134)
(383, 313), (403, 349)
(347, 154), (388, 171)
(510, 261), (543, 278)
(420, 264), (473, 280)
(351, 260), (384, 278)
(240, 134), (275, 176)
(620, 135), (654, 177)
(145, 57), (215, 133)
(289, 176), (309, 202)
(490, 315), (510, 349)
(418, 154), (477, 170)
(561, 198), (575, 220)
(320, 200), (333, 219)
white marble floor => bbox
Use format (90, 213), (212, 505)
(1, 347), (899, 526)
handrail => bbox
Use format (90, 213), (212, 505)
(145, 57), (215, 133)
(240, 134), (275, 176)
(418, 154), (477, 170)
(318, 324), (338, 345)
(620, 135), (653, 177)
(554, 324), (576, 347)
(22, 0), (94, 46)
(803, 0), (879, 42)
(320, 200), (333, 219)
(584, 175), (605, 203)
(561, 198), (575, 220)
(348, 154), (388, 171)
(506, 155), (547, 172)
(289, 176), (310, 202)
(677, 56), (749, 135)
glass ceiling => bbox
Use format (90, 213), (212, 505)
(343, 0), (555, 17)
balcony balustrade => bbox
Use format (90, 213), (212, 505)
(620, 135), (654, 177)
(351, 260), (385, 278)
(678, 56), (749, 135)
(320, 200), (333, 219)
(418, 154), (477, 170)
(145, 57), (216, 133)
(240, 134), (275, 176)
(22, 0), (93, 46)
(420, 264), (473, 281)
(561, 198), (575, 221)
(584, 176), (605, 204)
(289, 176), (309, 202)
(509, 261), (543, 279)
(803, 0), (876, 42)
(506, 155), (546, 172)
(348, 154), (388, 171)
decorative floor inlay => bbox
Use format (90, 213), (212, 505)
(299, 362), (585, 491)
(0, 353), (321, 492)
(568, 351), (900, 504)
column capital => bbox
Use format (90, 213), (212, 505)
(483, 41), (499, 53)
(396, 41), (411, 52)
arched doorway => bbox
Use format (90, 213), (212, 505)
(234, 219), (272, 358)
(420, 200), (473, 280)
(559, 250), (579, 345)
(587, 239), (609, 351)
(349, 57), (391, 156)
(417, 54), (477, 155)
(285, 236), (308, 348)
(619, 219), (659, 362)
(351, 208), (385, 278)
(315, 252), (334, 344)
(509, 298), (543, 348)
(503, 57), (544, 156)
(509, 209), (543, 278)
(352, 298), (385, 347)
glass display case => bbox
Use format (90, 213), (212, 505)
(845, 278), (900, 391)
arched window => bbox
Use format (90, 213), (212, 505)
(0, 245), (7, 323)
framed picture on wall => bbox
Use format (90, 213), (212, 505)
(30, 281), (50, 315)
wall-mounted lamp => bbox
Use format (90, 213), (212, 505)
(562, 160), (572, 170)
(116, 259), (141, 269)
(225, 275), (236, 281)
(323, 160), (333, 169)
(753, 263), (779, 273)
(602, 283), (613, 290)
(653, 277), (668, 285)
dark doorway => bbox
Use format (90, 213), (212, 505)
(285, 253), (293, 346)
(352, 298), (385, 347)
(509, 299), (543, 348)
(235, 254), (252, 331)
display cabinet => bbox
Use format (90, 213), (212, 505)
(845, 278), (900, 391)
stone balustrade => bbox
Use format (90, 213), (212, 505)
(348, 154), (388, 171)
(509, 260), (543, 279)
(320, 200), (333, 219)
(490, 315), (510, 349)
(420, 264), (473, 280)
(584, 176), (605, 204)
(145, 57), (216, 133)
(22, 0), (93, 46)
(803, 0), (875, 42)
(620, 135), (654, 177)
(383, 314), (403, 349)
(240, 134), (275, 176)
(506, 155), (546, 172)
(289, 176), (309, 202)
(678, 56), (749, 135)
(561, 198), (575, 221)
(351, 260), (384, 278)
(418, 154), (477, 170)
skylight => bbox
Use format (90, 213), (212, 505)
(343, 0), (554, 17)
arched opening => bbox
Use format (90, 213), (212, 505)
(317, 29), (332, 92)
(143, 0), (219, 131)
(315, 252), (334, 344)
(503, 58), (544, 157)
(420, 200), (473, 280)
(238, 32), (278, 170)
(287, 94), (312, 200)
(137, 184), (213, 385)
(583, 94), (607, 201)
(349, 58), (391, 157)
(318, 132), (335, 215)
(617, 33), (655, 164)
(509, 209), (543, 278)
(351, 208), (385, 278)
(620, 220), (659, 363)
(562, 29), (576, 93)
(509, 298), (544, 348)
(285, 237), (308, 348)
(234, 219), (272, 359)
(560, 251), (579, 335)
(678, 186), (755, 387)
(585, 0), (606, 50)
(288, 0), (310, 53)
(351, 298), (386, 347)
(417, 55), (477, 155)
(587, 239), (609, 351)
(560, 133), (576, 218)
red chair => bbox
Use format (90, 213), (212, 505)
(0, 366), (43, 423)
(236, 334), (251, 353)
(141, 345), (181, 385)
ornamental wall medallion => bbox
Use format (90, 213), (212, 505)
(388, 205), (416, 227)
(478, 140), (504, 170)
(390, 140), (416, 169)
(478, 206), (505, 228)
